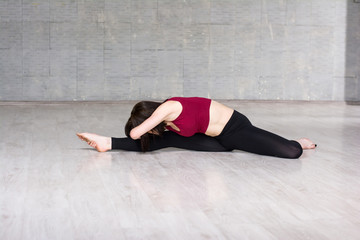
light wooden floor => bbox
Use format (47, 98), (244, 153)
(0, 101), (359, 240)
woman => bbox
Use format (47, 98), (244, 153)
(77, 97), (316, 158)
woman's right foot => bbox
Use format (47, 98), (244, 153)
(297, 138), (317, 150)
(76, 133), (112, 152)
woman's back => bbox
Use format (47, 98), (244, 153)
(166, 97), (211, 137)
(207, 100), (234, 136)
(165, 97), (234, 137)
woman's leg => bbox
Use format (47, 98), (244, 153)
(216, 111), (305, 159)
(237, 125), (303, 158)
(77, 131), (230, 152)
(112, 131), (230, 152)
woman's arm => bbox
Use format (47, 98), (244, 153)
(129, 101), (173, 140)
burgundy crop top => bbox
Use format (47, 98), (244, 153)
(165, 97), (211, 137)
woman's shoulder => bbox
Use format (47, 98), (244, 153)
(159, 99), (182, 121)
(162, 99), (182, 108)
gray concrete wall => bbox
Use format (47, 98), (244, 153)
(0, 0), (358, 101)
(345, 0), (360, 102)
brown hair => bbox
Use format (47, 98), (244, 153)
(125, 101), (167, 152)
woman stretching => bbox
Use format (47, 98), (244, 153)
(77, 97), (316, 159)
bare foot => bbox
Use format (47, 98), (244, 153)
(297, 138), (317, 150)
(76, 133), (111, 152)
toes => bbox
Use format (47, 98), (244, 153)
(76, 133), (84, 139)
(307, 143), (317, 149)
(77, 134), (88, 142)
(81, 136), (91, 143)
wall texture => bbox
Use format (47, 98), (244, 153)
(0, 0), (359, 101)
(345, 0), (360, 102)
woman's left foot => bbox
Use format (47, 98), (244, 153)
(297, 138), (317, 150)
(76, 133), (111, 152)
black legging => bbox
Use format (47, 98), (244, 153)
(112, 111), (303, 159)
